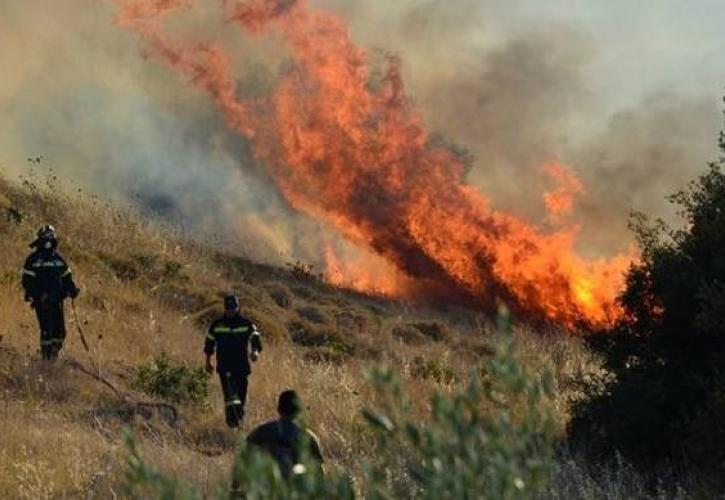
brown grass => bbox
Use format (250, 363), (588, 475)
(0, 173), (607, 498)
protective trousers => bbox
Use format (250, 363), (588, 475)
(34, 300), (66, 361)
(219, 370), (248, 428)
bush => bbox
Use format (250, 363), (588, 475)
(288, 320), (353, 356)
(361, 319), (556, 499)
(132, 353), (208, 404)
(334, 310), (369, 335)
(572, 104), (725, 465)
(268, 285), (292, 308)
(391, 324), (427, 345)
(411, 321), (452, 343)
(296, 306), (328, 324)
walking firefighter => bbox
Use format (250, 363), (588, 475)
(21, 225), (80, 361)
(205, 293), (263, 428)
(246, 390), (324, 479)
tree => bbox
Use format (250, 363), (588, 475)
(572, 99), (725, 466)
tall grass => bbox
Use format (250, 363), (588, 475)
(0, 173), (705, 498)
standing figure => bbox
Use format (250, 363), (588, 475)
(205, 294), (263, 428)
(21, 225), (80, 361)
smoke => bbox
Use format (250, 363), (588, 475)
(571, 93), (722, 253)
(0, 0), (304, 259)
(0, 0), (722, 287)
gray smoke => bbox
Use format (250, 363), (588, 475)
(0, 0), (723, 265)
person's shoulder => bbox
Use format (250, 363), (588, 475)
(25, 249), (41, 263)
(209, 316), (226, 328)
(229, 314), (254, 329)
(49, 251), (67, 266)
(254, 419), (279, 433)
(305, 428), (321, 443)
(247, 419), (279, 443)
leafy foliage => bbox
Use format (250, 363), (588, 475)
(363, 323), (555, 499)
(122, 313), (556, 498)
(132, 353), (209, 404)
(572, 104), (725, 467)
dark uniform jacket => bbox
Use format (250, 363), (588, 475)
(204, 314), (262, 374)
(21, 249), (78, 303)
(247, 419), (324, 478)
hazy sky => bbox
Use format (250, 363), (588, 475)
(333, 0), (725, 110)
(508, 0), (725, 105)
(1, 0), (724, 259)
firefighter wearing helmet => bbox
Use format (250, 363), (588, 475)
(21, 225), (80, 361)
(204, 293), (263, 428)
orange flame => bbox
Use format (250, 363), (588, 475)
(116, 0), (636, 328)
(323, 240), (413, 298)
(541, 162), (584, 224)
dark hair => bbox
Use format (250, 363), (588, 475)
(223, 294), (239, 311)
(278, 390), (302, 417)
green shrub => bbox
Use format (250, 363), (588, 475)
(296, 306), (328, 324)
(132, 353), (208, 404)
(122, 312), (555, 498)
(364, 325), (555, 499)
(288, 320), (353, 356)
(573, 121), (725, 462)
(99, 252), (186, 283)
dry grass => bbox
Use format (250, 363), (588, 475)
(0, 173), (610, 498)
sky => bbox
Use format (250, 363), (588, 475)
(1, 0), (724, 261)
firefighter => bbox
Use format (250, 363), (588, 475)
(205, 294), (262, 428)
(245, 390), (324, 479)
(21, 225), (80, 361)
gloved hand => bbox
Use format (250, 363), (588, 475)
(68, 286), (80, 299)
(250, 350), (260, 362)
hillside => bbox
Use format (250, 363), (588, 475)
(0, 172), (635, 498)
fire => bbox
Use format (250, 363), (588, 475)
(323, 241), (413, 298)
(541, 162), (584, 224)
(115, 0), (636, 329)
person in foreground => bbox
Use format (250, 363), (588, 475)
(204, 293), (262, 428)
(246, 390), (324, 479)
(21, 224), (80, 361)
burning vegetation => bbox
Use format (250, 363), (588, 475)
(115, 0), (634, 329)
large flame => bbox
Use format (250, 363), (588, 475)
(116, 0), (635, 328)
